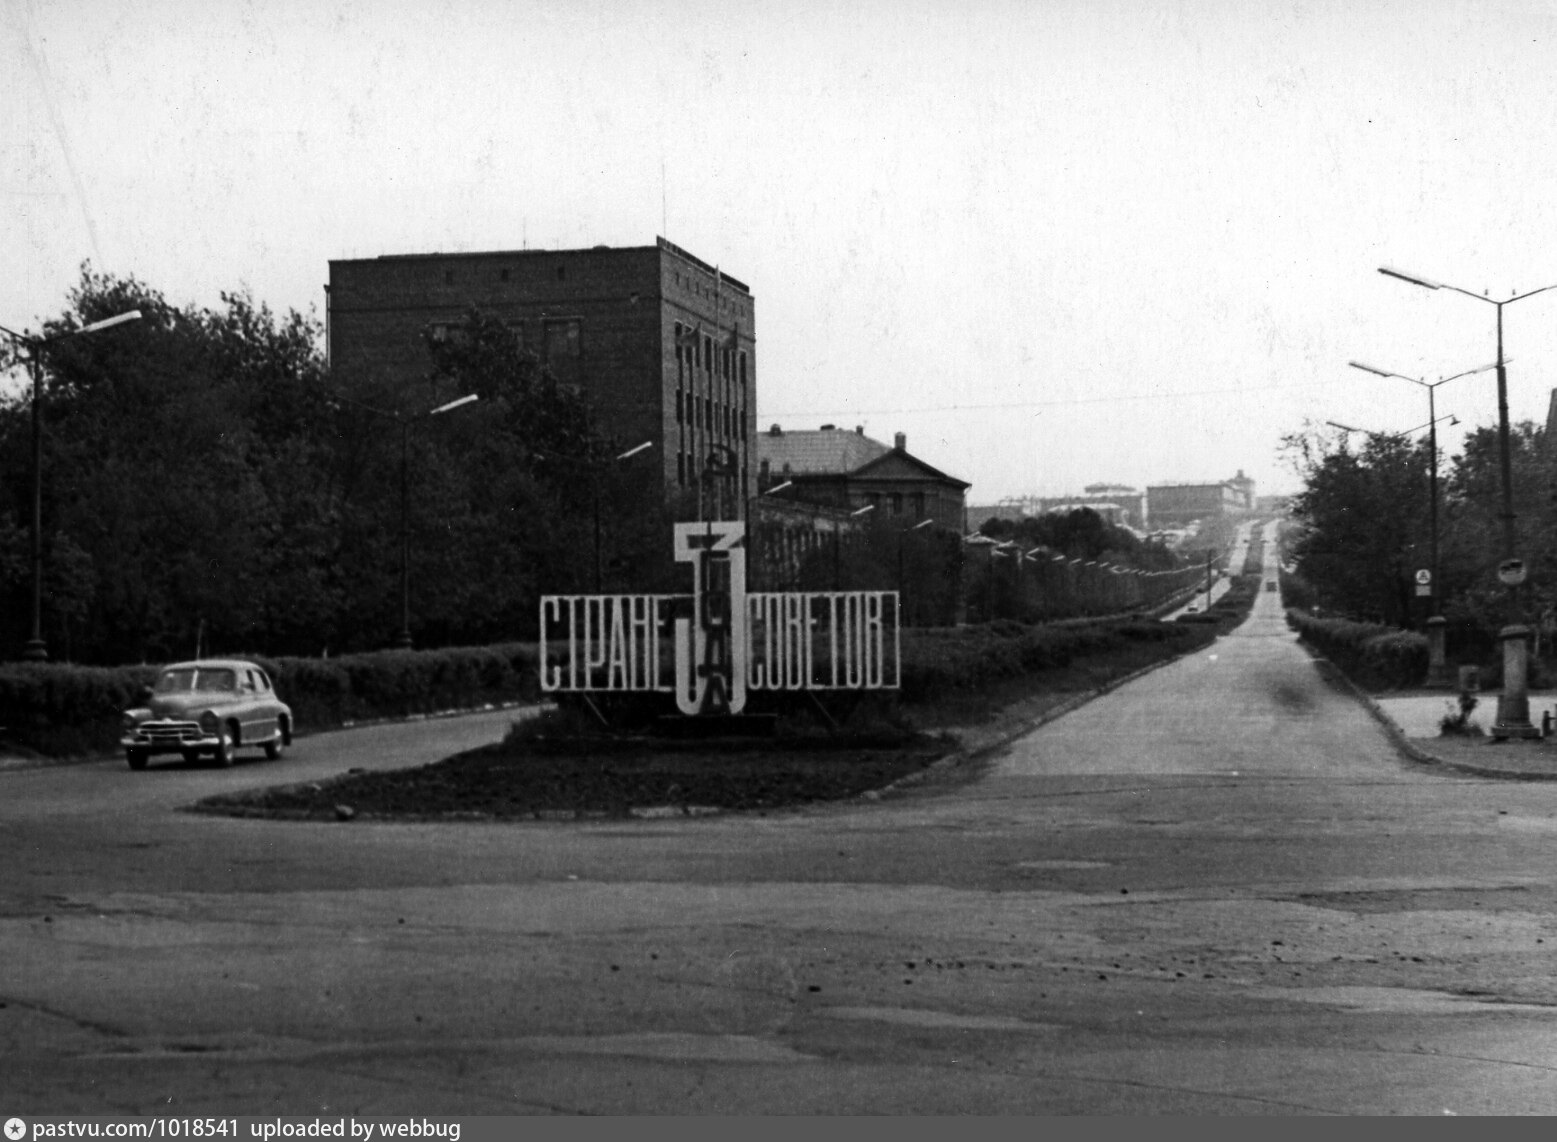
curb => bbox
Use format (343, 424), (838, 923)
(1311, 652), (1557, 782)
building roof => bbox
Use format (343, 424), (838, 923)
(332, 237), (751, 294)
(758, 425), (893, 475)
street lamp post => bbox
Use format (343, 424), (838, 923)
(593, 441), (653, 594)
(334, 391), (478, 649)
(747, 480), (794, 592)
(398, 394), (478, 648)
(1, 310), (142, 661)
(1380, 267), (1557, 737)
(1349, 358), (1499, 686)
(898, 517), (934, 626)
(837, 502), (875, 590)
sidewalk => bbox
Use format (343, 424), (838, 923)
(1373, 690), (1557, 780)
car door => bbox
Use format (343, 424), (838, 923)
(250, 668), (282, 740)
(237, 668), (272, 741)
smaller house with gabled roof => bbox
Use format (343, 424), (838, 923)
(756, 423), (970, 530)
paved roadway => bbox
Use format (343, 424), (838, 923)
(7, 543), (1557, 1114)
(1163, 517), (1259, 620)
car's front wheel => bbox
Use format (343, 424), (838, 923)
(126, 749), (148, 771)
(264, 733), (284, 761)
(212, 727), (235, 768)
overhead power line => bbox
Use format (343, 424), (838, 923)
(762, 377), (1356, 419)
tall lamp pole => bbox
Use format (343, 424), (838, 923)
(898, 517), (934, 626)
(1380, 267), (1557, 737)
(594, 441), (653, 593)
(333, 391), (478, 649)
(1348, 358), (1498, 685)
(1, 310), (142, 661)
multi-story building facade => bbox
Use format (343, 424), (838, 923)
(326, 238), (756, 507)
(1146, 471), (1256, 528)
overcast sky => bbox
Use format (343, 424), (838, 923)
(7, 0), (1557, 505)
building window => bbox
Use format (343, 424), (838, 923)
(739, 352), (746, 387)
(891, 493), (903, 516)
(675, 390), (684, 423)
(704, 336), (712, 372)
(543, 318), (582, 359)
(913, 492), (926, 518)
(428, 321), (469, 346)
(677, 451), (686, 485)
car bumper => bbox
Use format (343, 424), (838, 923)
(121, 722), (221, 755)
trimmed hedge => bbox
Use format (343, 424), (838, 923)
(550, 617), (1219, 730)
(1285, 609), (1427, 691)
(4, 614), (1225, 759)
(897, 618), (1216, 704)
(0, 643), (542, 759)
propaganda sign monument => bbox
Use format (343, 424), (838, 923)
(541, 521), (900, 717)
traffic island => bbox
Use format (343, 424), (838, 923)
(190, 724), (955, 821)
(188, 613), (1227, 823)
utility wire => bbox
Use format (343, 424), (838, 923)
(763, 377), (1356, 419)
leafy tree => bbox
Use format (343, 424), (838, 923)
(0, 268), (309, 660)
(1438, 420), (1557, 658)
(1281, 420), (1432, 626)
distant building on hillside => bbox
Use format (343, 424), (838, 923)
(966, 484), (1147, 531)
(1146, 471), (1256, 527)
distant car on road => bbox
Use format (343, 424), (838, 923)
(121, 659), (292, 770)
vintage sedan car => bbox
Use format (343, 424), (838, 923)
(121, 659), (293, 770)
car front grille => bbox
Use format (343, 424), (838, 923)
(139, 721), (203, 744)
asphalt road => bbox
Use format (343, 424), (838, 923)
(7, 548), (1557, 1114)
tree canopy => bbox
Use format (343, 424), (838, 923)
(0, 266), (659, 663)
(1282, 416), (1557, 639)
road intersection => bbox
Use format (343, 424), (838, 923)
(5, 539), (1557, 1113)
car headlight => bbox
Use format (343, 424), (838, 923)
(199, 711), (219, 734)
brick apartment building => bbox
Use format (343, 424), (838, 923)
(326, 238), (756, 506)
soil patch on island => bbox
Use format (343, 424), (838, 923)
(192, 730), (955, 822)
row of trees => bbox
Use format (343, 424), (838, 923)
(0, 267), (674, 664)
(2, 267), (1228, 665)
(1280, 418), (1557, 659)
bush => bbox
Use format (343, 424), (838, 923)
(1286, 609), (1428, 690)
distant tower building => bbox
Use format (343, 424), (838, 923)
(326, 237), (756, 505)
(1227, 469), (1256, 510)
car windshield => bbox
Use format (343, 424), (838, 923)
(154, 667), (237, 693)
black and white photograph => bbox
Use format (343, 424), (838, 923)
(6, 0), (1557, 1117)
